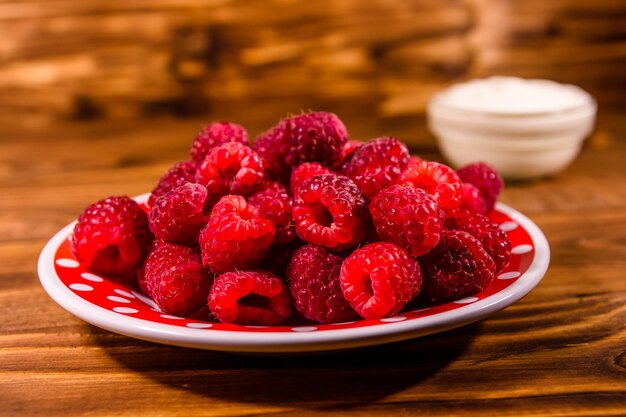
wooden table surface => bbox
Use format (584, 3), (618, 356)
(1, 113), (626, 417)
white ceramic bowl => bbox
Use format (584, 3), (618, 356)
(427, 77), (597, 179)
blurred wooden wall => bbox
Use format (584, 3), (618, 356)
(1, 0), (625, 140)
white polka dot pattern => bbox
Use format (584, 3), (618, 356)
(186, 323), (213, 329)
(499, 221), (519, 232)
(498, 271), (521, 280)
(291, 326), (318, 332)
(113, 289), (136, 298)
(69, 283), (93, 292)
(380, 316), (407, 323)
(112, 307), (138, 314)
(453, 296), (479, 304)
(160, 314), (183, 320)
(107, 295), (131, 303)
(56, 258), (80, 268)
(80, 272), (104, 282)
(511, 244), (533, 255)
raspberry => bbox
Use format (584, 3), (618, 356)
(340, 242), (422, 319)
(445, 209), (511, 272)
(456, 162), (503, 212)
(289, 162), (334, 195)
(397, 160), (462, 213)
(190, 122), (248, 163)
(293, 174), (369, 251)
(421, 229), (496, 303)
(370, 185), (443, 256)
(199, 195), (275, 274)
(459, 183), (487, 215)
(195, 142), (265, 208)
(251, 126), (292, 183)
(142, 243), (211, 316)
(149, 160), (197, 206)
(287, 244), (358, 324)
(342, 137), (410, 200)
(71, 196), (151, 284)
(247, 181), (295, 244)
(208, 270), (292, 325)
(333, 140), (363, 169)
(148, 183), (208, 246)
(278, 112), (348, 168)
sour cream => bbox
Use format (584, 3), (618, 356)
(427, 77), (596, 179)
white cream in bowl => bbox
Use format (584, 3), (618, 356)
(427, 77), (597, 179)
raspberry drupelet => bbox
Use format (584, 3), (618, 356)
(342, 137), (410, 200)
(370, 184), (444, 256)
(340, 242), (423, 319)
(456, 162), (504, 212)
(142, 243), (211, 317)
(190, 122), (248, 163)
(459, 183), (488, 215)
(397, 160), (463, 214)
(292, 174), (369, 251)
(149, 160), (197, 206)
(71, 196), (152, 285)
(199, 195), (275, 274)
(278, 111), (348, 168)
(208, 270), (292, 325)
(420, 229), (496, 303)
(247, 180), (295, 244)
(445, 209), (511, 272)
(289, 162), (335, 195)
(287, 244), (359, 324)
(195, 142), (265, 208)
(251, 126), (292, 184)
(148, 182), (208, 246)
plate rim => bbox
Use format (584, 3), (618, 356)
(38, 194), (550, 352)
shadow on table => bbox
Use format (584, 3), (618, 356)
(91, 322), (481, 409)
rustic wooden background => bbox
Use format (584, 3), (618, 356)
(1, 0), (625, 142)
(2, 2), (626, 416)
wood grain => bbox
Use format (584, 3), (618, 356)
(0, 0), (625, 144)
(1, 112), (626, 416)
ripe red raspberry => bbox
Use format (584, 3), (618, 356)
(342, 137), (410, 200)
(289, 162), (335, 195)
(199, 195), (275, 274)
(459, 183), (487, 215)
(340, 242), (422, 319)
(149, 160), (197, 206)
(293, 174), (369, 251)
(247, 181), (295, 244)
(287, 244), (358, 324)
(148, 183), (208, 246)
(370, 185), (443, 256)
(333, 139), (363, 169)
(71, 196), (151, 284)
(445, 209), (511, 272)
(251, 126), (292, 183)
(208, 270), (292, 325)
(142, 243), (211, 316)
(397, 160), (462, 213)
(190, 122), (248, 163)
(421, 229), (496, 303)
(456, 162), (503, 212)
(195, 142), (265, 208)
(278, 112), (348, 168)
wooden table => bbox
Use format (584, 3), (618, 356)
(1, 113), (625, 416)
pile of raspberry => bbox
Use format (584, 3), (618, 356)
(71, 112), (511, 325)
